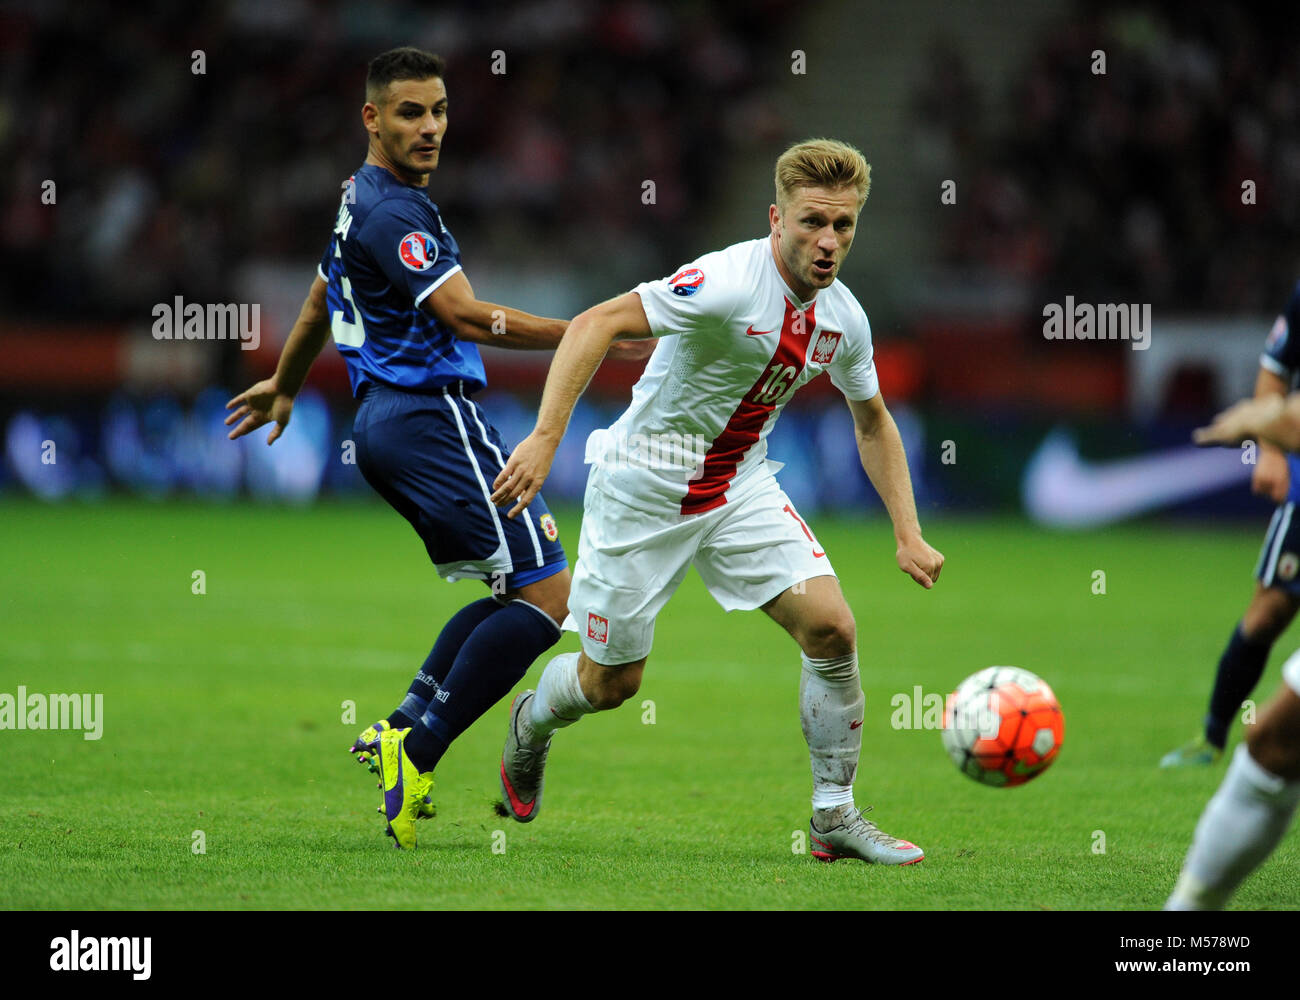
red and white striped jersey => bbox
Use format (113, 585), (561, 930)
(585, 237), (878, 515)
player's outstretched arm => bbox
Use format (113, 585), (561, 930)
(847, 393), (944, 588)
(225, 274), (331, 444)
(425, 271), (652, 358)
(424, 271), (567, 349)
(1193, 393), (1300, 451)
(490, 292), (652, 518)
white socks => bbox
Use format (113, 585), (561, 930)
(526, 652), (593, 744)
(800, 651), (863, 812)
(1166, 745), (1300, 910)
(525, 648), (868, 816)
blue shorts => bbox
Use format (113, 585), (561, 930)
(353, 382), (567, 589)
(1255, 500), (1300, 595)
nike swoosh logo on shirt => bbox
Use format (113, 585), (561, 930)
(745, 325), (772, 336)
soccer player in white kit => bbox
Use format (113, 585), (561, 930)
(490, 139), (944, 864)
(1166, 394), (1300, 908)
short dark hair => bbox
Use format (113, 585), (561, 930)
(366, 47), (446, 106)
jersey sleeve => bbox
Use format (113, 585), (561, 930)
(356, 197), (463, 308)
(632, 256), (741, 338)
(827, 304), (879, 401)
(1260, 281), (1300, 377)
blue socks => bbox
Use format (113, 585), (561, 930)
(404, 600), (561, 773)
(1205, 624), (1272, 749)
(386, 597), (505, 729)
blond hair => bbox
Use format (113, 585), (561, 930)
(774, 138), (871, 210)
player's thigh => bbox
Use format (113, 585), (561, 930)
(569, 482), (700, 667)
(694, 483), (854, 654)
(1244, 668), (1300, 780)
(1243, 582), (1300, 641)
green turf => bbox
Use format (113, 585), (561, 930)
(0, 499), (1295, 909)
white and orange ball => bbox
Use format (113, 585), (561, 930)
(941, 666), (1064, 787)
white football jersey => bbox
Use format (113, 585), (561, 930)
(586, 237), (879, 515)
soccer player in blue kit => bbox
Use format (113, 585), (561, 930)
(226, 48), (641, 848)
(1162, 281), (1300, 768)
(1167, 385), (1300, 909)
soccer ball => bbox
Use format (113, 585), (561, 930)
(941, 666), (1064, 787)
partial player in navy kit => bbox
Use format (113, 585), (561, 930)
(225, 48), (643, 846)
(1162, 280), (1300, 768)
(1168, 375), (1300, 909)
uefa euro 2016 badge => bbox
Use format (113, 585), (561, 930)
(669, 267), (705, 297)
(540, 513), (559, 542)
(1280, 553), (1299, 581)
(398, 231), (439, 271)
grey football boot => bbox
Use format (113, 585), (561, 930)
(500, 691), (551, 823)
(809, 804), (924, 865)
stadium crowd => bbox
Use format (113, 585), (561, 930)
(0, 0), (794, 322)
(913, 0), (1300, 313)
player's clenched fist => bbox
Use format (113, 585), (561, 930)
(491, 431), (559, 519)
(897, 535), (944, 589)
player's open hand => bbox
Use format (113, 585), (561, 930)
(491, 430), (559, 519)
(897, 535), (944, 589)
(225, 378), (294, 444)
(1193, 395), (1285, 448)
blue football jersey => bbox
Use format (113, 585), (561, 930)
(1259, 280), (1300, 380)
(1257, 280), (1300, 499)
(318, 164), (486, 397)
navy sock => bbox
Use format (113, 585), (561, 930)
(387, 597), (505, 729)
(404, 600), (561, 772)
(1205, 624), (1273, 748)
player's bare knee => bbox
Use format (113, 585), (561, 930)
(579, 656), (645, 710)
(538, 597), (569, 628)
(1245, 692), (1300, 780)
(800, 614), (856, 659)
(1244, 718), (1269, 758)
(588, 670), (642, 709)
(1246, 726), (1300, 781)
(512, 568), (572, 628)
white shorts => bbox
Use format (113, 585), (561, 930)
(567, 473), (836, 665)
(1283, 648), (1300, 697)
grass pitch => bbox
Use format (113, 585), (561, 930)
(1, 499), (1296, 910)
